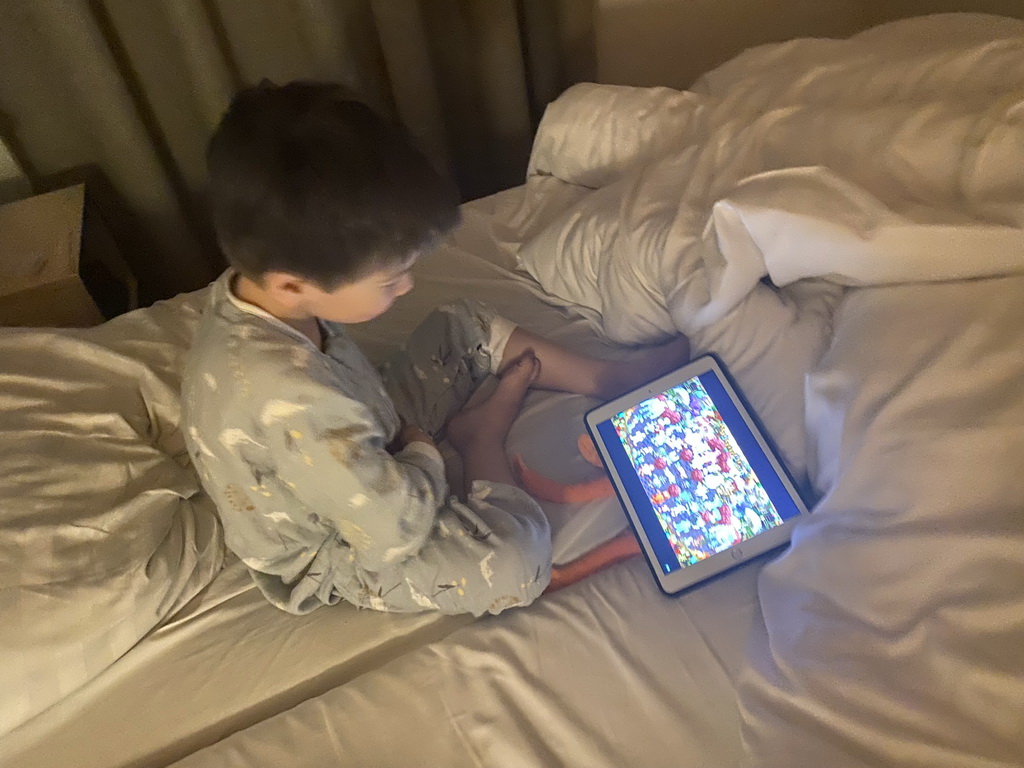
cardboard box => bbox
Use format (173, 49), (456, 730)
(0, 185), (137, 327)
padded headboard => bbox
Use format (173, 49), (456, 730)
(594, 0), (1024, 88)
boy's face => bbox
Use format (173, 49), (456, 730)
(299, 253), (418, 324)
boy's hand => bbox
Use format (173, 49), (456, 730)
(390, 421), (436, 453)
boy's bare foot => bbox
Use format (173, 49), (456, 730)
(546, 530), (643, 593)
(598, 335), (691, 400)
(447, 353), (540, 452)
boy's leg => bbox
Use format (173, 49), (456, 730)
(446, 354), (539, 493)
(336, 480), (552, 616)
(499, 327), (691, 400)
(361, 353), (552, 616)
(329, 348), (551, 618)
(381, 300), (516, 438)
(445, 355), (644, 595)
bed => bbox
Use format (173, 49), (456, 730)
(3, 13), (1023, 768)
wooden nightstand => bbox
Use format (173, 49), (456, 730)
(0, 184), (138, 328)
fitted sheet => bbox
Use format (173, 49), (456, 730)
(172, 554), (764, 768)
(3, 557), (472, 768)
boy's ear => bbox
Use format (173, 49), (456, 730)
(262, 271), (314, 307)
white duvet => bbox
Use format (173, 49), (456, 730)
(516, 13), (1024, 484)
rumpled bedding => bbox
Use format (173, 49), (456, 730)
(0, 291), (224, 735)
(516, 12), (1024, 482)
(742, 271), (1024, 767)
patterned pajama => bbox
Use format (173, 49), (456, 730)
(182, 272), (551, 616)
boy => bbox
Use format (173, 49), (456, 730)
(184, 81), (688, 616)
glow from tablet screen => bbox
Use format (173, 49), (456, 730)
(609, 376), (784, 572)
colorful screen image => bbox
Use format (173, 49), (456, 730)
(607, 376), (785, 572)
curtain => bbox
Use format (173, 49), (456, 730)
(0, 0), (594, 302)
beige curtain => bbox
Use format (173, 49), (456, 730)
(0, 0), (594, 302)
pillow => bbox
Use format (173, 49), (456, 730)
(0, 291), (224, 736)
(527, 82), (708, 189)
(516, 166), (842, 483)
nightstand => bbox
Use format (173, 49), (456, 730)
(0, 184), (138, 327)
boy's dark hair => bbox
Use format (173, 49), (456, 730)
(207, 81), (459, 288)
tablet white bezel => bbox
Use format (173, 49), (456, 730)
(584, 354), (810, 595)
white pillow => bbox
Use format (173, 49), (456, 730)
(517, 168), (841, 482)
(527, 82), (708, 189)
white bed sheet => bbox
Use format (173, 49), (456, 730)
(3, 556), (472, 768)
(172, 554), (764, 768)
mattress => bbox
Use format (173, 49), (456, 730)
(3, 558), (471, 768)
(172, 555), (763, 768)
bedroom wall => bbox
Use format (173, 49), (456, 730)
(865, 0), (1024, 26)
(595, 0), (868, 88)
(595, 0), (1024, 89)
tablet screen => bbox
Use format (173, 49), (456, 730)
(592, 368), (804, 576)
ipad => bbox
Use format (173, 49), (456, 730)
(585, 355), (809, 595)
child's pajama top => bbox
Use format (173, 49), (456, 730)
(182, 271), (551, 616)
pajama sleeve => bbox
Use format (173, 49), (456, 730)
(263, 382), (450, 575)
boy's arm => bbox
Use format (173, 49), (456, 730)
(270, 393), (449, 574)
(388, 421), (435, 454)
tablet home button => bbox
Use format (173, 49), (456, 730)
(731, 548), (743, 560)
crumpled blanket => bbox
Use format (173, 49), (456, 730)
(513, 13), (1024, 483)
